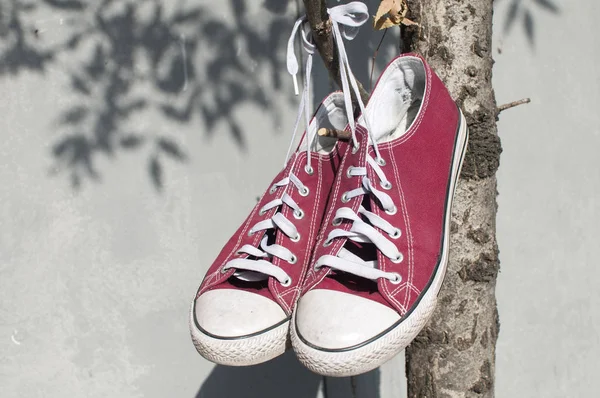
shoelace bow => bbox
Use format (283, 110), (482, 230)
(223, 3), (369, 286)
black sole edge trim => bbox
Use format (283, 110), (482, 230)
(192, 296), (291, 341)
(295, 106), (468, 353)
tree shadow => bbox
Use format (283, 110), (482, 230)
(195, 350), (381, 398)
(323, 369), (381, 398)
(195, 351), (322, 398)
(500, 0), (560, 48)
(0, 0), (298, 191)
(0, 0), (403, 191)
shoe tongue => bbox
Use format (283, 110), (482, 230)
(339, 196), (378, 262)
(233, 229), (278, 282)
(340, 235), (378, 264)
(338, 247), (377, 269)
(311, 133), (338, 154)
(234, 270), (268, 282)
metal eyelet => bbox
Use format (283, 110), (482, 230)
(281, 277), (292, 287)
(332, 218), (342, 226)
(376, 157), (387, 166)
(269, 186), (277, 194)
(389, 228), (402, 239)
(247, 229), (255, 237)
(305, 165), (314, 175)
(391, 252), (404, 263)
(352, 143), (360, 154)
(293, 209), (304, 219)
(389, 272), (402, 284)
(288, 254), (297, 264)
(291, 233), (301, 242)
(385, 206), (397, 215)
(380, 180), (392, 190)
(299, 186), (310, 197)
(341, 192), (350, 203)
(220, 267), (229, 274)
(323, 239), (332, 247)
(258, 208), (267, 216)
(346, 166), (354, 178)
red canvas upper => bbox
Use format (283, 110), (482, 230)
(300, 54), (461, 316)
(196, 100), (347, 316)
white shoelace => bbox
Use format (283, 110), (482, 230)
(224, 4), (367, 286)
(285, 15), (316, 171)
(314, 2), (403, 285)
(224, 174), (310, 286)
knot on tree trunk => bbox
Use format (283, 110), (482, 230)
(314, 19), (331, 38)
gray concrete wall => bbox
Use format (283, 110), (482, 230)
(0, 0), (595, 397)
(493, 0), (600, 396)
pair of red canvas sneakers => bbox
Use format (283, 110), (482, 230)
(189, 4), (468, 378)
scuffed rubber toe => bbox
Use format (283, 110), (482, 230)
(190, 290), (289, 366)
(295, 289), (400, 350)
(194, 289), (286, 338)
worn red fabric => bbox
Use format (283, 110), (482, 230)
(196, 102), (347, 316)
(300, 54), (462, 316)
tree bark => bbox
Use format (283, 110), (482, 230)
(401, 0), (502, 397)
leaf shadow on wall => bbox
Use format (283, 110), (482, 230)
(500, 0), (560, 48)
(0, 0), (298, 191)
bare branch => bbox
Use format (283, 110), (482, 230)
(302, 0), (370, 105)
(497, 97), (531, 114)
(317, 127), (352, 140)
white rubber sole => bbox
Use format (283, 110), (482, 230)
(291, 111), (469, 377)
(189, 300), (289, 366)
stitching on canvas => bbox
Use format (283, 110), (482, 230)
(294, 153), (325, 304)
(303, 140), (353, 291)
(388, 150), (415, 309)
(272, 154), (307, 307)
(378, 148), (398, 307)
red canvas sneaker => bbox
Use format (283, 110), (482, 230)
(291, 54), (469, 376)
(189, 92), (349, 366)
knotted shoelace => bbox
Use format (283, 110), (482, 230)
(223, 3), (369, 286)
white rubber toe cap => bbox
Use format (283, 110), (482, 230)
(295, 289), (401, 350)
(194, 289), (287, 338)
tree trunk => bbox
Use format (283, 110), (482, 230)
(401, 0), (502, 397)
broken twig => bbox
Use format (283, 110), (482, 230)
(317, 127), (352, 140)
(497, 98), (531, 114)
